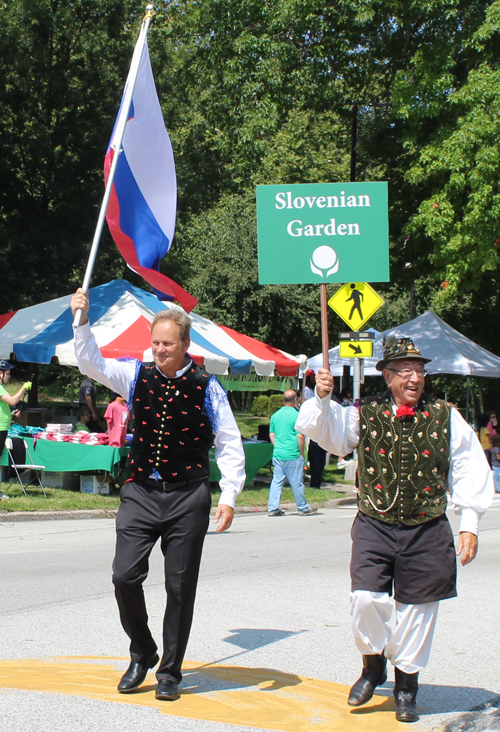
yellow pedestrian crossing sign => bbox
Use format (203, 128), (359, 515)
(328, 282), (383, 330)
(339, 340), (374, 358)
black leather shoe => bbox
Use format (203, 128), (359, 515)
(155, 679), (180, 701)
(117, 653), (159, 693)
(394, 668), (419, 722)
(348, 654), (387, 706)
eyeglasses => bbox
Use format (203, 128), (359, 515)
(387, 368), (427, 379)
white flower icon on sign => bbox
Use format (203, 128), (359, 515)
(310, 246), (339, 278)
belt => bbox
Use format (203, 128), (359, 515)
(142, 476), (208, 492)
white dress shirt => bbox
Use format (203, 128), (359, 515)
(73, 322), (246, 508)
(296, 391), (494, 534)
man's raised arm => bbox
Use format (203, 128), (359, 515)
(296, 368), (359, 457)
(70, 288), (136, 399)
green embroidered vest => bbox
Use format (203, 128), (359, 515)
(357, 392), (451, 525)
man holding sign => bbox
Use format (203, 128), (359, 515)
(297, 335), (493, 722)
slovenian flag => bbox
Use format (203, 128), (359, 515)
(104, 39), (197, 313)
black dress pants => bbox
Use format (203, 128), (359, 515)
(112, 478), (211, 684)
(308, 439), (326, 488)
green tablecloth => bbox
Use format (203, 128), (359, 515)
(209, 441), (273, 485)
(0, 437), (128, 476)
(1, 438), (273, 485)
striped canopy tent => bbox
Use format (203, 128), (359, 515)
(307, 312), (500, 378)
(0, 280), (305, 377)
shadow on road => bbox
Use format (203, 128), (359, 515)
(181, 664), (302, 694)
(224, 627), (306, 650)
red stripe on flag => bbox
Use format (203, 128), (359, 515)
(104, 152), (197, 313)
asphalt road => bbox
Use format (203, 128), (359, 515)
(0, 500), (499, 732)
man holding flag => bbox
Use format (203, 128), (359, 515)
(71, 289), (245, 699)
(70, 8), (245, 700)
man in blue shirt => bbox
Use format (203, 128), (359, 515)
(267, 390), (317, 516)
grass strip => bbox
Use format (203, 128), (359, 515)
(0, 480), (349, 513)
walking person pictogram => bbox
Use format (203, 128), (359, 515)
(346, 284), (364, 322)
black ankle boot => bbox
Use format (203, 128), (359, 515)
(348, 654), (387, 706)
(394, 668), (419, 722)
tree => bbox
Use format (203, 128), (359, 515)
(403, 2), (500, 342)
(0, 0), (142, 313)
(1, 0), (499, 375)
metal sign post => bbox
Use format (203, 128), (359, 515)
(338, 331), (375, 404)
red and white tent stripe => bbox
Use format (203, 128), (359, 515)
(0, 280), (306, 377)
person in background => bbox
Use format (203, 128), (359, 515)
(303, 369), (316, 401)
(74, 406), (92, 433)
(104, 392), (130, 447)
(491, 433), (500, 496)
(268, 389), (317, 516)
(340, 387), (353, 406)
(79, 375), (100, 431)
(487, 411), (498, 439)
(338, 387), (354, 466)
(0, 361), (31, 500)
(477, 413), (493, 466)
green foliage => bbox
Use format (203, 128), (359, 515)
(37, 363), (110, 404)
(234, 412), (269, 439)
(0, 0), (143, 313)
(0, 481), (346, 512)
(250, 395), (269, 417)
(268, 394), (283, 416)
(1, 0), (500, 416)
(407, 60), (500, 297)
(38, 364), (75, 401)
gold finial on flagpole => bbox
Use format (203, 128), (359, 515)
(144, 4), (156, 20)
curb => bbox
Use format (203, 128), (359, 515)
(0, 487), (357, 523)
(0, 509), (119, 523)
(0, 500), (358, 523)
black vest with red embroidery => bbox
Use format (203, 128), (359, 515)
(127, 362), (214, 483)
(357, 392), (451, 525)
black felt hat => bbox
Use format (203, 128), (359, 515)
(376, 335), (431, 371)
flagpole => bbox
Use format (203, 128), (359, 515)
(320, 284), (329, 369)
(73, 3), (156, 327)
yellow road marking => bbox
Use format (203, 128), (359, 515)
(0, 656), (407, 730)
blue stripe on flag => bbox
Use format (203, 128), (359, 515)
(114, 152), (170, 270)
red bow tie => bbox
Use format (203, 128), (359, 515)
(396, 405), (416, 419)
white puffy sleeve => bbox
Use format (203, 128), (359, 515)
(73, 322), (137, 400)
(296, 391), (360, 456)
(447, 408), (494, 534)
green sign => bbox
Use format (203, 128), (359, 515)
(256, 182), (389, 284)
(216, 374), (297, 392)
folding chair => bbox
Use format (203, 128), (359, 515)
(5, 438), (47, 497)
